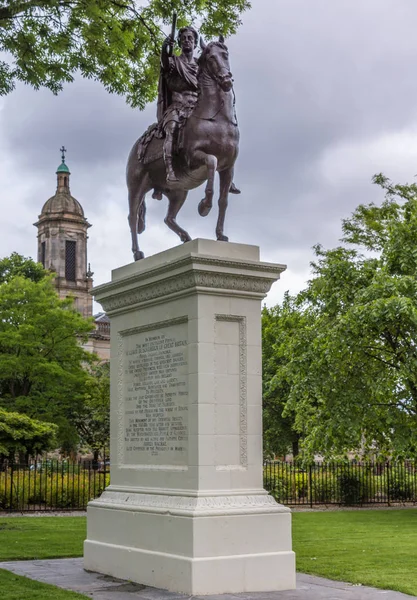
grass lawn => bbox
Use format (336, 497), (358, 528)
(0, 517), (88, 599)
(0, 511), (417, 596)
(0, 517), (85, 560)
(0, 568), (87, 600)
(293, 509), (417, 596)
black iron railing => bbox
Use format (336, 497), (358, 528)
(263, 460), (417, 506)
(1, 459), (417, 511)
(0, 459), (109, 512)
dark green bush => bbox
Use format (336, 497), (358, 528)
(264, 474), (289, 503)
(312, 476), (339, 503)
(338, 472), (372, 505)
(387, 473), (417, 502)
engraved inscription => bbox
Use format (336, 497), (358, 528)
(123, 322), (188, 466)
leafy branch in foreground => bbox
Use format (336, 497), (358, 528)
(0, 0), (250, 107)
(0, 408), (57, 456)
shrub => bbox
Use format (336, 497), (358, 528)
(265, 475), (289, 503)
(338, 471), (373, 505)
(0, 468), (109, 511)
(311, 474), (339, 503)
(387, 473), (417, 502)
(264, 467), (311, 503)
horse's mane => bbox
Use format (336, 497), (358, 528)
(198, 41), (228, 67)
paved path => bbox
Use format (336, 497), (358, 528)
(0, 558), (415, 600)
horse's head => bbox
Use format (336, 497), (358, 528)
(199, 37), (233, 92)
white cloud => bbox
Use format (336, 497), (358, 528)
(319, 126), (417, 187)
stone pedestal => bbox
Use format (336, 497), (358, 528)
(84, 239), (296, 595)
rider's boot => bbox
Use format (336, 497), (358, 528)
(152, 189), (163, 200)
(164, 130), (179, 182)
(230, 182), (241, 194)
(165, 157), (179, 182)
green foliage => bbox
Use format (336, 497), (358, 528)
(264, 468), (308, 503)
(0, 466), (109, 510)
(0, 252), (47, 284)
(73, 361), (110, 455)
(338, 472), (371, 505)
(0, 254), (96, 451)
(262, 297), (304, 457)
(264, 176), (417, 458)
(0, 0), (250, 107)
(264, 461), (417, 505)
(311, 475), (338, 504)
(386, 470), (416, 502)
(0, 408), (57, 456)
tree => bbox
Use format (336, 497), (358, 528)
(0, 261), (95, 449)
(262, 298), (304, 458)
(0, 407), (57, 457)
(73, 361), (110, 463)
(266, 175), (417, 459)
(0, 251), (47, 283)
(0, 0), (250, 107)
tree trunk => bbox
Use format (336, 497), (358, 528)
(292, 439), (299, 458)
(92, 449), (100, 471)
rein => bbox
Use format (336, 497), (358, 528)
(193, 98), (225, 122)
(193, 71), (238, 125)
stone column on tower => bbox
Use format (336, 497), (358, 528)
(33, 149), (93, 319)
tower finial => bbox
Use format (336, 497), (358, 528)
(60, 145), (67, 163)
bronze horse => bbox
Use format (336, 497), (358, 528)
(126, 38), (239, 261)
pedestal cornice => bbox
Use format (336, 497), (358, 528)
(88, 489), (289, 517)
(93, 245), (286, 315)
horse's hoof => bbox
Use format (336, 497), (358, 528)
(134, 251), (145, 261)
(152, 189), (163, 200)
(217, 234), (229, 242)
(198, 200), (212, 217)
(181, 234), (192, 243)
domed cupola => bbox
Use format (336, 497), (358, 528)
(40, 148), (86, 219)
(34, 147), (93, 319)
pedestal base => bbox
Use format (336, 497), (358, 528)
(84, 489), (296, 595)
(85, 241), (295, 594)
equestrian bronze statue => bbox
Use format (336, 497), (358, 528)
(126, 21), (240, 261)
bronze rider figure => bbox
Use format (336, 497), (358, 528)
(157, 26), (240, 193)
(158, 26), (199, 183)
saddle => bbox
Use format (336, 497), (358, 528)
(137, 123), (164, 165)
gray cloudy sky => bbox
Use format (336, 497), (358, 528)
(2, 0), (417, 307)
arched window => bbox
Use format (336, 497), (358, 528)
(64, 176), (67, 187)
(40, 241), (46, 267)
(65, 240), (76, 281)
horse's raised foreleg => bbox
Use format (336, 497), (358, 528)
(192, 150), (217, 217)
(216, 167), (234, 242)
(165, 190), (192, 243)
(127, 168), (152, 261)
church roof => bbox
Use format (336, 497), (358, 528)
(56, 161), (70, 174)
(94, 312), (110, 323)
(40, 191), (85, 218)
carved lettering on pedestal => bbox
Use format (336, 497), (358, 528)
(118, 318), (189, 468)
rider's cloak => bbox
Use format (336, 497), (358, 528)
(157, 55), (198, 122)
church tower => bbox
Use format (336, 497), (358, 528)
(34, 148), (94, 319)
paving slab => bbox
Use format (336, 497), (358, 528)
(0, 558), (415, 600)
